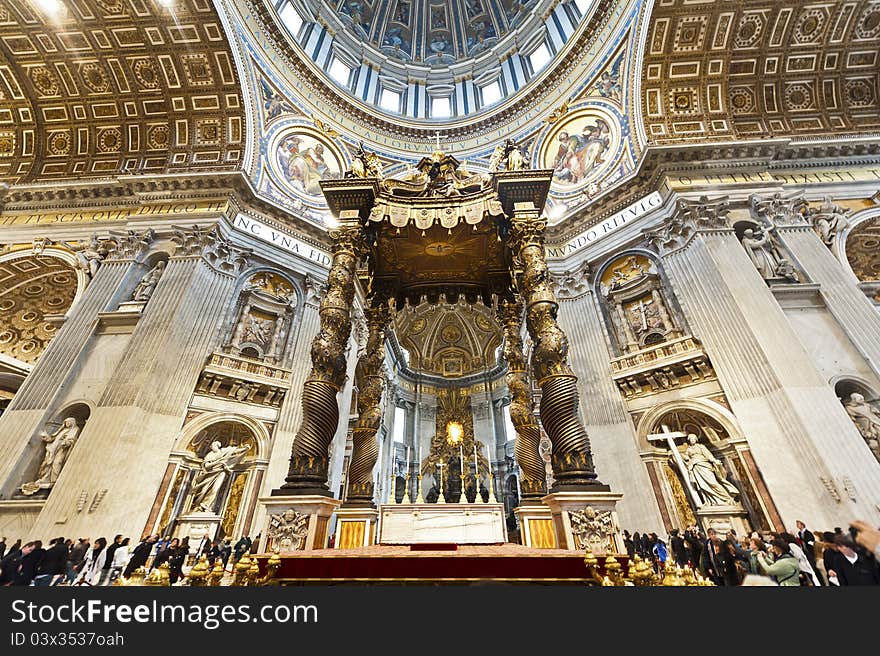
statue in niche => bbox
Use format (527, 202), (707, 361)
(189, 440), (250, 513)
(681, 434), (739, 506)
(740, 227), (798, 282)
(20, 418), (81, 496)
(843, 393), (880, 461)
(131, 261), (166, 302)
(241, 314), (275, 349)
(810, 196), (850, 247)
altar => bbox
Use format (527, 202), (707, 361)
(378, 503), (507, 545)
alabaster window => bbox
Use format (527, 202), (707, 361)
(380, 88), (402, 113)
(598, 253), (683, 355)
(528, 43), (551, 74)
(480, 80), (502, 107)
(278, 2), (304, 38)
(328, 57), (352, 87)
(431, 95), (452, 118)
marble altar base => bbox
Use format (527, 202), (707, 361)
(542, 491), (624, 554)
(259, 495), (341, 551)
(378, 503), (506, 544)
(514, 504), (557, 548)
(334, 507), (378, 549)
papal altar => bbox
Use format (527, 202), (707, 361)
(378, 503), (507, 545)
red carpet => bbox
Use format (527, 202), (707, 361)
(254, 544), (628, 584)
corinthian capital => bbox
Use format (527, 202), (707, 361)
(106, 228), (155, 261)
(550, 260), (591, 301)
(749, 192), (809, 227)
(644, 196), (730, 254)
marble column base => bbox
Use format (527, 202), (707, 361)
(696, 504), (751, 537)
(175, 512), (222, 544)
(259, 495), (341, 552)
(333, 508), (378, 549)
(542, 490), (624, 554)
(514, 504), (557, 549)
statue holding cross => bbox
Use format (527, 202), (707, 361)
(648, 426), (740, 508)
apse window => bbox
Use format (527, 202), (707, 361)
(573, 0), (593, 17)
(431, 96), (452, 118)
(380, 88), (401, 113)
(480, 81), (502, 107)
(393, 406), (406, 443)
(529, 43), (551, 73)
(328, 58), (352, 86)
(279, 2), (303, 37)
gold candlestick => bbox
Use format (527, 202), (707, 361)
(487, 467), (498, 503)
(473, 466), (482, 504)
(415, 473), (425, 503)
(389, 469), (397, 504)
(402, 470), (411, 504)
(437, 460), (447, 504)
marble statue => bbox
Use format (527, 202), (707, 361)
(63, 235), (109, 279)
(740, 227), (790, 281)
(844, 393), (880, 461)
(811, 196), (849, 247)
(20, 418), (81, 496)
(132, 261), (166, 302)
(681, 434), (739, 506)
(267, 509), (310, 551)
(189, 441), (250, 513)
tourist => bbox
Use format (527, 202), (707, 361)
(168, 540), (187, 585)
(152, 537), (179, 572)
(651, 534), (668, 571)
(700, 528), (722, 584)
(75, 537), (107, 586)
(97, 534), (124, 586)
(221, 539), (232, 568)
(14, 540), (44, 586)
(780, 533), (819, 586)
(67, 538), (89, 583)
(821, 531), (840, 585)
(233, 535), (252, 562)
(0, 536), (5, 560)
(623, 530), (635, 558)
(33, 537), (68, 586)
(631, 532), (642, 557)
(669, 529), (688, 567)
(828, 534), (880, 586)
(109, 537), (130, 584)
(795, 520), (819, 581)
(124, 534), (157, 578)
(754, 536), (801, 586)
(207, 539), (221, 567)
(747, 536), (768, 576)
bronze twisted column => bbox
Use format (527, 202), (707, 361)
(498, 299), (546, 501)
(508, 208), (607, 491)
(345, 301), (391, 506)
(276, 224), (366, 495)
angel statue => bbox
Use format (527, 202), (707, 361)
(188, 441), (250, 513)
(20, 418), (81, 496)
(62, 234), (110, 279)
(347, 141), (384, 179)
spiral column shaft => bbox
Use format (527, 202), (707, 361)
(346, 302), (391, 506)
(508, 207), (606, 490)
(276, 224), (365, 495)
(498, 299), (546, 500)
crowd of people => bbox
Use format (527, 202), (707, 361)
(622, 519), (880, 586)
(0, 532), (261, 587)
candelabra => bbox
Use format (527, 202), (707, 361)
(415, 472), (425, 503)
(457, 459), (466, 504)
(389, 469), (397, 504)
(487, 467), (498, 503)
(438, 460), (447, 504)
(402, 466), (411, 504)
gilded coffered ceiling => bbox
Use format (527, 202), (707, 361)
(393, 299), (501, 378)
(0, 0), (244, 183)
(0, 252), (78, 364)
(641, 0), (880, 144)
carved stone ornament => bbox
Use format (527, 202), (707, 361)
(843, 392), (880, 462)
(60, 234), (115, 279)
(749, 192), (809, 228)
(740, 226), (799, 283)
(808, 196), (850, 248)
(488, 139), (530, 173)
(550, 260), (591, 300)
(202, 232), (252, 276)
(267, 509), (310, 552)
(644, 196), (730, 254)
(569, 505), (616, 552)
(107, 228), (156, 261)
(171, 224), (215, 257)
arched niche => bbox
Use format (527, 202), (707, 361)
(151, 413), (271, 541)
(833, 377), (880, 465)
(111, 249), (172, 311)
(16, 401), (91, 499)
(842, 211), (880, 299)
(733, 220), (800, 284)
(223, 270), (300, 365)
(0, 248), (86, 368)
(595, 251), (683, 355)
(636, 399), (778, 534)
